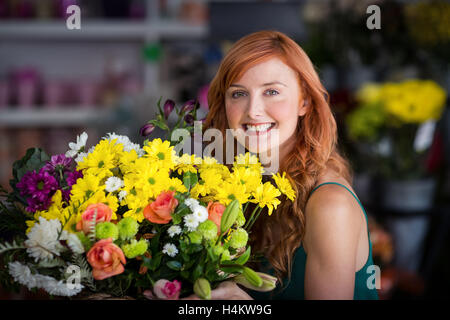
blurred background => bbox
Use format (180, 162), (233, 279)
(0, 0), (449, 299)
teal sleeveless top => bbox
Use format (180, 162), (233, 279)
(250, 182), (379, 300)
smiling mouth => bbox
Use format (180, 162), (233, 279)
(242, 122), (276, 135)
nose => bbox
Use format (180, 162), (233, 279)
(246, 94), (265, 119)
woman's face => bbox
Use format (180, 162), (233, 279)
(225, 57), (307, 159)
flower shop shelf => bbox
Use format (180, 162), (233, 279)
(0, 20), (208, 40)
(0, 108), (112, 127)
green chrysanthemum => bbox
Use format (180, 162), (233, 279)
(76, 231), (92, 251)
(121, 239), (148, 259)
(220, 249), (231, 262)
(188, 231), (202, 244)
(228, 228), (248, 249)
(95, 222), (119, 240)
(197, 220), (218, 241)
(117, 217), (139, 240)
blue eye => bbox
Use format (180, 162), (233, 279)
(265, 89), (279, 96)
(231, 91), (246, 99)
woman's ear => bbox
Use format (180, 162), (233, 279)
(298, 99), (309, 117)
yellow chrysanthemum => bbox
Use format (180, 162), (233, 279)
(70, 174), (102, 204)
(214, 181), (249, 206)
(119, 149), (139, 174)
(250, 182), (281, 216)
(272, 172), (296, 201)
(76, 140), (119, 180)
(143, 138), (176, 170)
(174, 153), (200, 175)
(229, 166), (262, 195)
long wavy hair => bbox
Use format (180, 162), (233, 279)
(203, 30), (353, 285)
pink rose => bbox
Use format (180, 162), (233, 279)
(207, 201), (225, 232)
(153, 279), (181, 300)
(76, 203), (113, 234)
(143, 191), (178, 224)
(87, 238), (126, 280)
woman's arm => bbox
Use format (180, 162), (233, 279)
(303, 186), (363, 299)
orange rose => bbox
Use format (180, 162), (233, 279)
(144, 191), (178, 224)
(76, 203), (113, 234)
(207, 201), (225, 231)
(87, 238), (126, 280)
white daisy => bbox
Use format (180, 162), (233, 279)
(8, 262), (39, 290)
(105, 176), (124, 193)
(65, 132), (88, 158)
(185, 198), (199, 210)
(39, 275), (83, 297)
(118, 190), (127, 201)
(74, 152), (88, 164)
(25, 217), (65, 262)
(192, 205), (208, 223)
(183, 214), (200, 232)
(162, 243), (178, 257)
(167, 225), (182, 238)
(60, 231), (84, 254)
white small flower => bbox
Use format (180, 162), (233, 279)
(167, 225), (182, 238)
(192, 205), (208, 223)
(66, 132), (88, 158)
(105, 176), (124, 193)
(74, 152), (88, 164)
(185, 198), (199, 210)
(184, 214), (200, 232)
(25, 217), (65, 262)
(162, 243), (178, 257)
(118, 190), (127, 201)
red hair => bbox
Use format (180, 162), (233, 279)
(203, 30), (353, 284)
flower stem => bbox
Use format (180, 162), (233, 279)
(244, 205), (259, 230)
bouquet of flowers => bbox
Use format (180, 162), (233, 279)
(0, 99), (295, 300)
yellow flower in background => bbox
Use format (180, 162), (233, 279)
(250, 182), (281, 216)
(380, 79), (447, 124)
(356, 83), (382, 105)
(272, 172), (296, 201)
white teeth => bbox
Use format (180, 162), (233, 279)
(245, 123), (273, 132)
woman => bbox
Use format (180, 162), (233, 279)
(191, 30), (379, 300)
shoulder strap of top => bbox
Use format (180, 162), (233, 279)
(310, 182), (369, 230)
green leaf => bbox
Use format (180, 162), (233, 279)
(192, 263), (204, 281)
(234, 246), (251, 265)
(219, 261), (244, 274)
(166, 260), (182, 271)
(182, 171), (198, 190)
(148, 253), (162, 271)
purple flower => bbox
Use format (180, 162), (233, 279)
(184, 114), (195, 125)
(16, 169), (59, 212)
(62, 170), (83, 202)
(67, 170), (83, 187)
(180, 99), (196, 114)
(140, 123), (155, 137)
(43, 154), (73, 174)
(163, 99), (175, 119)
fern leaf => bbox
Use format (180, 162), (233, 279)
(0, 240), (26, 254)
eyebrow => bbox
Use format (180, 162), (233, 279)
(229, 81), (287, 88)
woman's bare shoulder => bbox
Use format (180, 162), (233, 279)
(302, 171), (363, 254)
